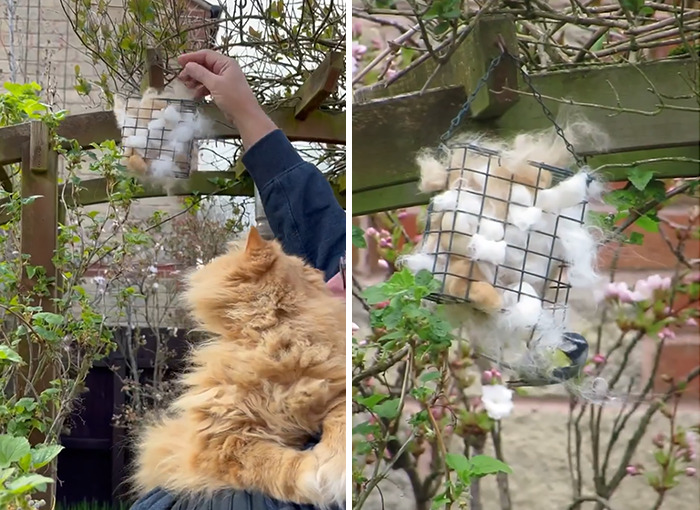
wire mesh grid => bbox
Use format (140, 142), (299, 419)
(120, 97), (199, 179)
(418, 141), (587, 314)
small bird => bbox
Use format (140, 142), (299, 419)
(481, 332), (589, 387)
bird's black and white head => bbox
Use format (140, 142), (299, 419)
(561, 332), (589, 365)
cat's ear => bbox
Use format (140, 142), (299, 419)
(245, 226), (267, 253)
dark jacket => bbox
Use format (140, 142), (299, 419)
(129, 129), (346, 510)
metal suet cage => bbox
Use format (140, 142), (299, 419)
(120, 96), (200, 180)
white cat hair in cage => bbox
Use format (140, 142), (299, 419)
(114, 82), (213, 181)
(399, 126), (605, 365)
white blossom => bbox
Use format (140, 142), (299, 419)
(481, 384), (514, 420)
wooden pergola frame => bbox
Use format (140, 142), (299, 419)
(0, 48), (345, 504)
(352, 15), (699, 216)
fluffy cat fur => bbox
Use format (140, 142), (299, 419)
(411, 121), (604, 311)
(132, 227), (346, 507)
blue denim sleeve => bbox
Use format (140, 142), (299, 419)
(242, 129), (345, 282)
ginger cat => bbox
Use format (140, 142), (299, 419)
(133, 227), (346, 507)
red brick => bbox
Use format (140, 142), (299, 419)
(643, 336), (700, 401)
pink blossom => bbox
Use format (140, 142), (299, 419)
(686, 467), (697, 477)
(385, 68), (398, 81)
(379, 238), (393, 248)
(482, 370), (494, 384)
(593, 353), (606, 365)
(379, 229), (391, 238)
(413, 235), (423, 244)
(583, 364), (595, 376)
(365, 227), (378, 238)
(685, 317), (698, 327)
(352, 21), (363, 37)
(397, 210), (409, 220)
(377, 259), (390, 270)
(375, 301), (389, 309)
(630, 274), (672, 302)
(358, 339), (368, 346)
(658, 328), (676, 341)
(605, 282), (634, 303)
(352, 322), (360, 332)
(626, 465), (641, 476)
(352, 41), (367, 59)
(652, 433), (665, 448)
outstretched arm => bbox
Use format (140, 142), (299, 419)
(178, 50), (345, 280)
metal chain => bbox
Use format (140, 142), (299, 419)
(504, 53), (586, 168)
(439, 49), (585, 169)
(439, 52), (505, 144)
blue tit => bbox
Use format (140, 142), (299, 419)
(481, 332), (589, 388)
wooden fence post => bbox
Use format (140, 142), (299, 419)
(20, 120), (59, 506)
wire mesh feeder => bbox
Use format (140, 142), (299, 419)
(119, 96), (204, 180)
(408, 139), (595, 330)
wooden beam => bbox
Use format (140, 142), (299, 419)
(0, 107), (346, 166)
(352, 145), (699, 216)
(19, 122), (58, 507)
(355, 15), (520, 119)
(143, 48), (165, 92)
(353, 59), (699, 198)
(294, 51), (344, 120)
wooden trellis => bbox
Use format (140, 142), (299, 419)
(352, 15), (699, 216)
(0, 49), (345, 505)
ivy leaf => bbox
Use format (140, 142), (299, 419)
(420, 371), (441, 383)
(362, 284), (389, 305)
(33, 312), (65, 326)
(469, 455), (513, 477)
(628, 168), (654, 191)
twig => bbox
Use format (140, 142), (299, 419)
(567, 495), (615, 510)
(353, 346), (410, 385)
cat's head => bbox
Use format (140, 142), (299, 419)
(183, 227), (328, 336)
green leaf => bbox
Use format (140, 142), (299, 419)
(5, 473), (53, 493)
(639, 6), (655, 17)
(33, 312), (65, 326)
(362, 284), (388, 305)
(0, 345), (22, 363)
(445, 453), (472, 474)
(352, 225), (367, 248)
(628, 167), (654, 191)
(30, 444), (63, 469)
(627, 232), (645, 245)
(635, 214), (659, 233)
(18, 452), (32, 472)
(0, 435), (31, 468)
(373, 398), (400, 419)
(469, 455), (513, 476)
(420, 371), (441, 383)
(356, 394), (386, 410)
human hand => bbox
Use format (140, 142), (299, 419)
(178, 50), (276, 148)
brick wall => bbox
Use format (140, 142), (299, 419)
(1, 0), (223, 326)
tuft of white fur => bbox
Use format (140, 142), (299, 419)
(398, 253), (440, 274)
(302, 452), (346, 509)
(478, 216), (505, 241)
(193, 113), (213, 137)
(432, 190), (459, 211)
(468, 234), (506, 265)
(170, 123), (195, 143)
(160, 105), (182, 127)
(150, 158), (178, 178)
(535, 172), (589, 212)
(558, 223), (599, 288)
(417, 152), (447, 192)
(509, 206), (542, 231)
(124, 135), (147, 150)
(148, 118), (166, 131)
(502, 282), (542, 329)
